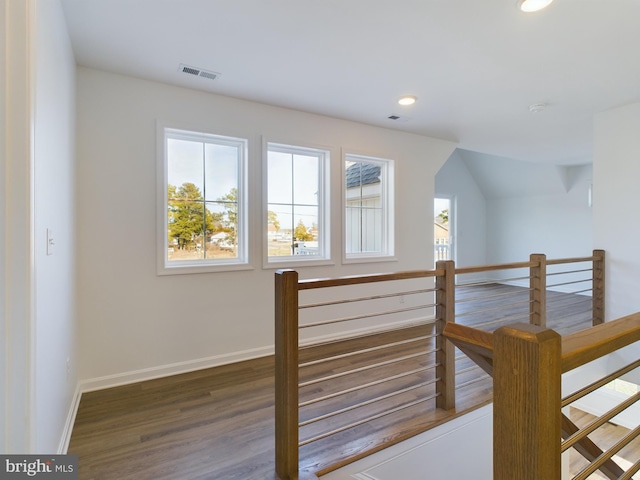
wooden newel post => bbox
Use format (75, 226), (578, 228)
(435, 260), (455, 411)
(592, 249), (605, 325)
(493, 323), (561, 480)
(529, 253), (547, 327)
(275, 269), (299, 480)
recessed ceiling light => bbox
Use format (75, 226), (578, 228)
(519, 0), (554, 12)
(398, 95), (417, 106)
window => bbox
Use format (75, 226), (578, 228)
(266, 143), (330, 264)
(159, 127), (248, 274)
(344, 154), (394, 260)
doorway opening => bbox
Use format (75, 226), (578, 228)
(434, 197), (454, 263)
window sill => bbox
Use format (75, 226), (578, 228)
(263, 258), (336, 270)
(157, 262), (254, 276)
(342, 255), (398, 265)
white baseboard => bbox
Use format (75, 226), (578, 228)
(78, 344), (275, 393)
(58, 383), (82, 454)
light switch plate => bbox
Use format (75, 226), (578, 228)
(47, 228), (54, 255)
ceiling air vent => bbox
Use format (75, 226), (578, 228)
(178, 64), (221, 81)
(387, 115), (409, 122)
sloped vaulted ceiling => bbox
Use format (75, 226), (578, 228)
(457, 149), (591, 199)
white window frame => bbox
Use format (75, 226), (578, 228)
(263, 140), (332, 268)
(157, 125), (250, 275)
(343, 152), (395, 263)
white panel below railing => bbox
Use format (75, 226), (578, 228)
(320, 405), (493, 480)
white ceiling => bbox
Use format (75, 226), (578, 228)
(60, 0), (640, 165)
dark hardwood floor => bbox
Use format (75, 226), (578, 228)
(68, 285), (594, 479)
(455, 282), (594, 335)
(70, 357), (279, 480)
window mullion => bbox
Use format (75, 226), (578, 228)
(291, 153), (296, 253)
(202, 142), (207, 260)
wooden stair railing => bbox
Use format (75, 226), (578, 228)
(443, 313), (640, 480)
(274, 250), (607, 479)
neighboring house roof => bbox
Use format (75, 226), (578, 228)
(435, 221), (449, 233)
(435, 218), (449, 231)
(345, 163), (381, 188)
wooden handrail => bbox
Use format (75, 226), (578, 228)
(547, 255), (596, 265)
(454, 260), (534, 275)
(298, 269), (441, 290)
(444, 313), (640, 375)
(561, 311), (640, 372)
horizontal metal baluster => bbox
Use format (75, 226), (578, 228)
(300, 304), (435, 329)
(299, 319), (437, 349)
(298, 394), (438, 447)
(299, 334), (435, 368)
(299, 363), (438, 408)
(455, 276), (531, 288)
(562, 359), (640, 407)
(300, 287), (436, 309)
(299, 350), (436, 388)
(546, 267), (592, 276)
(547, 278), (591, 289)
(299, 379), (437, 427)
(455, 299), (532, 318)
(455, 288), (532, 304)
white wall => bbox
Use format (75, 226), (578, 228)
(593, 102), (640, 320)
(2, 0), (35, 453)
(1, 0), (7, 454)
(75, 68), (456, 384)
(435, 149), (488, 268)
(33, 0), (78, 452)
(1, 0), (77, 454)
(486, 165), (593, 266)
